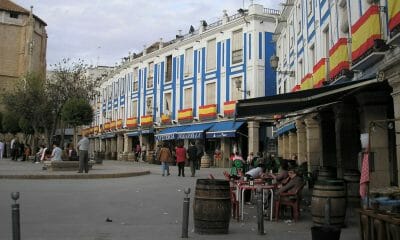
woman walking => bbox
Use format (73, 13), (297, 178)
(157, 142), (172, 176)
(175, 142), (187, 177)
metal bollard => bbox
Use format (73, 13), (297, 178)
(256, 188), (265, 235)
(181, 188), (191, 238)
(11, 192), (21, 240)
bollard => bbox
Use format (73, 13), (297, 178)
(256, 188), (265, 235)
(11, 192), (20, 240)
(181, 188), (191, 238)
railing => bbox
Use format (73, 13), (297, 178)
(206, 20), (223, 30)
(264, 8), (281, 15)
(229, 13), (243, 22)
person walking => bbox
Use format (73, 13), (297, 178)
(0, 139), (4, 161)
(77, 133), (90, 173)
(175, 142), (187, 177)
(157, 142), (172, 176)
(10, 137), (16, 160)
(187, 141), (197, 177)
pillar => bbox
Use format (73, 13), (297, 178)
(295, 119), (307, 164)
(221, 138), (230, 168)
(111, 138), (117, 153)
(304, 115), (322, 172)
(124, 134), (132, 153)
(282, 133), (289, 159)
(288, 131), (298, 161)
(248, 121), (260, 155)
(357, 91), (391, 188)
(277, 135), (283, 158)
(116, 134), (123, 153)
(388, 73), (400, 186)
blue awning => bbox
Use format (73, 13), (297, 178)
(126, 131), (140, 137)
(155, 125), (188, 141)
(206, 121), (245, 138)
(176, 123), (215, 139)
(275, 122), (296, 136)
(141, 129), (154, 135)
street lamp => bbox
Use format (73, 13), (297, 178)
(234, 78), (250, 96)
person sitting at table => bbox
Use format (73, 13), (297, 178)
(265, 161), (289, 184)
(276, 167), (304, 196)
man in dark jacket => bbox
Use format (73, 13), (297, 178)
(187, 141), (198, 177)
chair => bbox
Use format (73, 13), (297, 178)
(274, 181), (306, 222)
(230, 188), (240, 221)
(223, 171), (231, 180)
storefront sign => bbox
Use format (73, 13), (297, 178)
(176, 132), (202, 139)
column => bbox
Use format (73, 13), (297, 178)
(288, 131), (298, 161)
(124, 134), (132, 153)
(304, 115), (322, 173)
(111, 137), (117, 160)
(282, 133), (289, 159)
(248, 121), (260, 155)
(117, 134), (124, 153)
(295, 119), (307, 164)
(357, 91), (390, 188)
(388, 73), (400, 186)
(277, 135), (283, 158)
(221, 138), (230, 168)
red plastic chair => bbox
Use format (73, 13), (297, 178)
(274, 182), (305, 222)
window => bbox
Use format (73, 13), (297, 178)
(206, 38), (216, 71)
(120, 107), (125, 120)
(132, 100), (138, 117)
(231, 76), (242, 100)
(232, 29), (243, 64)
(184, 47), (194, 77)
(297, 4), (302, 34)
(166, 55), (172, 82)
(9, 12), (18, 19)
(164, 92), (172, 114)
(322, 26), (330, 58)
(184, 87), (193, 109)
(147, 62), (154, 88)
(146, 97), (153, 114)
(133, 67), (138, 91)
(206, 83), (216, 104)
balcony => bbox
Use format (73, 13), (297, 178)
(161, 114), (171, 125)
(126, 117), (138, 129)
(178, 108), (193, 123)
(388, 0), (400, 45)
(140, 115), (153, 127)
(199, 104), (217, 121)
(223, 101), (236, 118)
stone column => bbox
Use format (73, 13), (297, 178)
(117, 134), (124, 153)
(277, 135), (283, 158)
(248, 121), (260, 155)
(124, 134), (131, 153)
(282, 133), (289, 159)
(304, 115), (322, 172)
(221, 138), (230, 168)
(296, 119), (307, 164)
(357, 91), (390, 188)
(388, 73), (400, 186)
(288, 131), (298, 161)
(111, 137), (117, 158)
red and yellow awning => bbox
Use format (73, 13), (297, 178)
(178, 108), (193, 121)
(351, 5), (381, 62)
(117, 119), (123, 129)
(161, 114), (171, 124)
(110, 120), (117, 130)
(291, 84), (301, 92)
(313, 58), (326, 88)
(141, 115), (153, 126)
(300, 73), (313, 90)
(126, 117), (138, 128)
(199, 104), (217, 120)
(329, 38), (350, 80)
(104, 122), (111, 131)
(388, 0), (400, 32)
(223, 101), (236, 116)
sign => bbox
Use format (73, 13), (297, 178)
(177, 132), (202, 139)
(155, 133), (176, 141)
(206, 131), (235, 138)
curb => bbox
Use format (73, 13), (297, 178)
(0, 170), (151, 180)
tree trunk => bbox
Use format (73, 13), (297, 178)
(73, 126), (78, 150)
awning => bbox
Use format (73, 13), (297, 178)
(176, 123), (215, 139)
(141, 129), (154, 135)
(236, 78), (380, 118)
(155, 125), (188, 141)
(126, 131), (140, 137)
(275, 122), (296, 136)
(100, 133), (116, 139)
(206, 121), (245, 138)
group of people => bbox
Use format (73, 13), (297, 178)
(156, 141), (202, 177)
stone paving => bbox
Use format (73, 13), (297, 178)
(0, 158), (360, 239)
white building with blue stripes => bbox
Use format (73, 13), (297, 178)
(89, 4), (279, 166)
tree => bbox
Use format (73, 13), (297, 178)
(2, 112), (21, 134)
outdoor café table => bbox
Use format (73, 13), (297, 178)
(238, 182), (275, 221)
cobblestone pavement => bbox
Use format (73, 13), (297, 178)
(0, 158), (359, 240)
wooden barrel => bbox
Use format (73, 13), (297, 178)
(127, 152), (136, 161)
(200, 154), (211, 168)
(343, 170), (361, 207)
(193, 179), (231, 234)
(318, 166), (337, 180)
(311, 180), (346, 227)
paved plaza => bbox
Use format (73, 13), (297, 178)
(0, 159), (359, 239)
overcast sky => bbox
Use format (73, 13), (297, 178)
(14, 0), (281, 68)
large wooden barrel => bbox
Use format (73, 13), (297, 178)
(127, 152), (136, 161)
(311, 180), (346, 227)
(318, 166), (337, 180)
(200, 154), (211, 168)
(343, 170), (361, 207)
(193, 179), (231, 234)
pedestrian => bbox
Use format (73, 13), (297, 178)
(187, 140), (197, 177)
(50, 142), (62, 161)
(157, 142), (172, 176)
(36, 144), (45, 163)
(0, 139), (4, 161)
(24, 144), (31, 162)
(141, 144), (147, 162)
(10, 137), (17, 160)
(135, 144), (141, 161)
(77, 133), (90, 173)
(195, 142), (203, 170)
(175, 142), (187, 177)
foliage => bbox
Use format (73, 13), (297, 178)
(2, 112), (21, 134)
(61, 98), (93, 127)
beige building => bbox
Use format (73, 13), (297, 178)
(0, 0), (47, 98)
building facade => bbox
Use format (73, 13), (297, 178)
(267, 0), (400, 189)
(0, 0), (47, 101)
(87, 4), (279, 166)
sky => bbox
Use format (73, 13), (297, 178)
(13, 0), (281, 68)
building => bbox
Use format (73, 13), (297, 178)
(87, 4), (279, 166)
(0, 0), (47, 102)
(237, 0), (400, 190)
